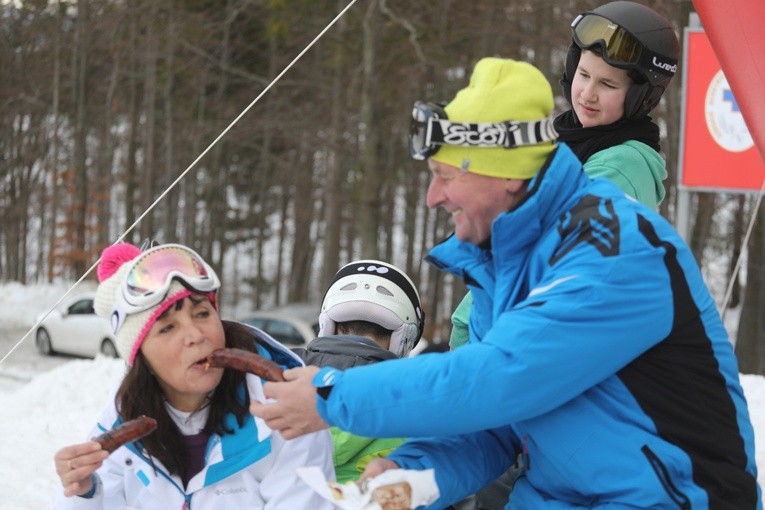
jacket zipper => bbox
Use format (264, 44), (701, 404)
(134, 447), (191, 508)
(521, 434), (531, 471)
(641, 445), (691, 509)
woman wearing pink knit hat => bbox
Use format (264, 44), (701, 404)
(50, 242), (335, 510)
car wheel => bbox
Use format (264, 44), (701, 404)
(36, 328), (55, 356)
(100, 339), (119, 358)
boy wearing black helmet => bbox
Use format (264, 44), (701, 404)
(451, 0), (679, 363)
(555, 0), (680, 209)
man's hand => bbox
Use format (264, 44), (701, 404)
(360, 458), (401, 482)
(250, 365), (330, 439)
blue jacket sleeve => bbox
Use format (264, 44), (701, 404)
(385, 427), (519, 508)
(314, 229), (676, 437)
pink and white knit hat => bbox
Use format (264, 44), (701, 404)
(93, 243), (216, 366)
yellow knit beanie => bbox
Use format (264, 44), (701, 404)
(432, 57), (556, 179)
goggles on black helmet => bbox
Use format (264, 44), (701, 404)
(571, 13), (678, 86)
(110, 244), (220, 334)
(409, 101), (557, 161)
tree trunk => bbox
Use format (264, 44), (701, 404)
(358, 0), (382, 259)
(71, 0), (90, 277)
(735, 199), (765, 375)
(661, 0), (695, 221)
(46, 2), (63, 282)
(321, 0), (349, 288)
(124, 0), (141, 246)
(204, 0), (241, 272)
(725, 195), (746, 309)
(163, 0), (179, 242)
(183, 75), (208, 247)
(139, 0), (159, 242)
(689, 192), (716, 266)
(288, 136), (315, 303)
(97, 51), (120, 250)
(252, 34), (279, 310)
(276, 183), (289, 306)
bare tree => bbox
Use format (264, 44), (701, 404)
(70, 0), (91, 276)
(1, 0), (760, 369)
(736, 201), (765, 374)
(358, 0), (383, 259)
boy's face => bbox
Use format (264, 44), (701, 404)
(571, 50), (632, 127)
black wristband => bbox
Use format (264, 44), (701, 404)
(317, 385), (334, 400)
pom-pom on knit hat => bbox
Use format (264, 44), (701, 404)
(432, 57), (556, 179)
(93, 243), (217, 366)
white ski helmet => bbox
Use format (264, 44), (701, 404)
(319, 260), (425, 357)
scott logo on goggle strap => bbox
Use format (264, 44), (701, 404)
(443, 123), (516, 147)
(652, 56), (677, 74)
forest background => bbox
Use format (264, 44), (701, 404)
(2, 0), (763, 374)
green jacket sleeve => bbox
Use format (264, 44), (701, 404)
(449, 292), (473, 349)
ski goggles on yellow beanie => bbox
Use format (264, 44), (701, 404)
(410, 58), (557, 180)
(409, 101), (557, 161)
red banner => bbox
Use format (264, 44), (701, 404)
(692, 0), (765, 165)
(679, 30), (765, 190)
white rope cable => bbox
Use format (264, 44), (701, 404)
(0, 0), (359, 367)
(721, 177), (765, 322)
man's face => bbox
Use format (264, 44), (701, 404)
(426, 158), (524, 245)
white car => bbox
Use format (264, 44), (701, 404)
(241, 305), (320, 349)
(35, 293), (119, 359)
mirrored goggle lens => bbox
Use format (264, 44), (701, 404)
(126, 246), (212, 298)
(409, 101), (444, 160)
(573, 14), (642, 66)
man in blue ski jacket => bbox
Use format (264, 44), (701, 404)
(252, 57), (761, 509)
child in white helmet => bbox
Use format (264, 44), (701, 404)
(293, 259), (425, 483)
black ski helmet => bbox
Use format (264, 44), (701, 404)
(561, 1), (680, 120)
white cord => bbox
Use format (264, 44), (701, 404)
(0, 0), (360, 367)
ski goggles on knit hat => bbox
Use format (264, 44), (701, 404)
(571, 13), (677, 85)
(409, 100), (557, 161)
(111, 244), (220, 335)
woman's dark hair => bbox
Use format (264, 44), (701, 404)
(115, 300), (257, 478)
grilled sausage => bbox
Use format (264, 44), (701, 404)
(206, 348), (285, 382)
(94, 415), (158, 453)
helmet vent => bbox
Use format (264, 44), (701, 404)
(319, 259), (425, 357)
(376, 285), (394, 297)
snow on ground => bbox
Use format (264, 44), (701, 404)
(0, 357), (124, 509)
(0, 283), (763, 508)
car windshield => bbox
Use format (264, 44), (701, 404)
(264, 320), (304, 345)
(69, 299), (95, 315)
